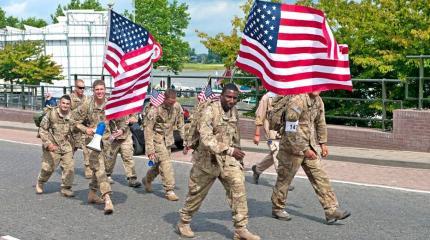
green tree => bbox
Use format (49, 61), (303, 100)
(0, 41), (63, 84)
(19, 17), (48, 28)
(134, 0), (190, 73)
(51, 0), (105, 23)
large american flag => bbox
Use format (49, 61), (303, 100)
(197, 85), (218, 103)
(103, 10), (162, 120)
(236, 1), (352, 95)
(150, 89), (165, 107)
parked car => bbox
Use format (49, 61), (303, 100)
(130, 108), (190, 155)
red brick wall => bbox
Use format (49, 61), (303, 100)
(0, 107), (34, 123)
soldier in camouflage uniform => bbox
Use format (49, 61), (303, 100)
(74, 80), (114, 214)
(271, 91), (351, 224)
(35, 95), (76, 198)
(177, 84), (260, 240)
(142, 89), (184, 201)
(105, 115), (141, 187)
(69, 79), (92, 179)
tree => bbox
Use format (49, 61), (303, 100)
(134, 0), (190, 73)
(0, 7), (20, 28)
(19, 17), (48, 28)
(51, 0), (105, 23)
(0, 41), (63, 85)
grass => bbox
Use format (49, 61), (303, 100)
(183, 63), (225, 71)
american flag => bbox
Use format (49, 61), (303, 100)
(103, 10), (162, 120)
(150, 89), (165, 107)
(235, 1), (352, 95)
(197, 85), (218, 103)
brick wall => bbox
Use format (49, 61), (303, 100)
(2, 107), (430, 152)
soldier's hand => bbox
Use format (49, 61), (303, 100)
(148, 153), (156, 160)
(304, 149), (318, 160)
(111, 129), (124, 139)
(232, 148), (245, 160)
(183, 146), (190, 155)
(253, 135), (260, 145)
(86, 128), (95, 136)
(47, 144), (58, 152)
(127, 117), (138, 124)
(320, 144), (329, 158)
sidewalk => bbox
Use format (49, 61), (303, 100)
(1, 120), (430, 169)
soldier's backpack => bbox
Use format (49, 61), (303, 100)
(267, 95), (292, 132)
(33, 107), (54, 128)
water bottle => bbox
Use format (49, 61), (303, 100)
(148, 160), (154, 167)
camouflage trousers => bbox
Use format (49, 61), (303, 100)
(179, 164), (249, 228)
(255, 140), (279, 174)
(37, 149), (74, 189)
(88, 140), (112, 196)
(146, 144), (175, 192)
(73, 134), (90, 167)
(271, 151), (339, 214)
(105, 135), (137, 178)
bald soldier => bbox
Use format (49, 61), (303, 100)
(69, 79), (92, 179)
(142, 89), (184, 201)
(177, 84), (260, 240)
(74, 80), (114, 214)
(35, 95), (76, 197)
(271, 91), (351, 224)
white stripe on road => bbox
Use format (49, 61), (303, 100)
(1, 236), (21, 240)
(1, 138), (430, 194)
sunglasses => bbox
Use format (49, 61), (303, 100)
(77, 86), (85, 90)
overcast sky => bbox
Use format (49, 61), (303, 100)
(0, 0), (296, 53)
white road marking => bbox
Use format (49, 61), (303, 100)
(1, 138), (430, 194)
(1, 235), (21, 240)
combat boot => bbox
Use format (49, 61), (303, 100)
(251, 165), (260, 184)
(233, 227), (260, 240)
(142, 176), (153, 193)
(84, 166), (92, 179)
(176, 221), (195, 238)
(60, 187), (75, 197)
(165, 191), (179, 201)
(272, 209), (292, 221)
(127, 177), (142, 188)
(103, 194), (114, 215)
(88, 190), (104, 204)
(326, 208), (351, 224)
(35, 181), (44, 194)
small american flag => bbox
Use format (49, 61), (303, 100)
(236, 1), (352, 95)
(197, 85), (218, 103)
(150, 89), (165, 107)
(103, 10), (162, 120)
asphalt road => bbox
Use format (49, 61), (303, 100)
(0, 140), (429, 240)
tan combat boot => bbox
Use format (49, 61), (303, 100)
(325, 208), (351, 224)
(103, 194), (114, 215)
(233, 227), (261, 240)
(84, 166), (92, 179)
(60, 188), (75, 197)
(142, 176), (153, 193)
(176, 221), (195, 238)
(88, 190), (104, 204)
(165, 191), (179, 201)
(35, 182), (44, 194)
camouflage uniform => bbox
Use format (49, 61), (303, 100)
(105, 115), (138, 179)
(271, 94), (339, 215)
(69, 92), (91, 171)
(254, 92), (280, 173)
(37, 107), (75, 191)
(144, 102), (184, 192)
(74, 97), (112, 196)
(179, 100), (249, 228)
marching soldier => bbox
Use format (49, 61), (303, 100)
(177, 84), (260, 240)
(69, 79), (92, 179)
(35, 95), (76, 197)
(271, 91), (351, 224)
(105, 115), (141, 187)
(74, 80), (114, 214)
(142, 89), (184, 201)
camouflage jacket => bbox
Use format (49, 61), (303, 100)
(69, 92), (88, 111)
(281, 94), (327, 155)
(109, 115), (132, 141)
(73, 96), (111, 140)
(144, 102), (184, 154)
(193, 100), (241, 174)
(255, 92), (279, 140)
(39, 107), (76, 154)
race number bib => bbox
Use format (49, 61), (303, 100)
(285, 121), (298, 132)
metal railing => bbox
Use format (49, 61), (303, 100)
(1, 74), (429, 131)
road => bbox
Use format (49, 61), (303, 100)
(0, 140), (429, 240)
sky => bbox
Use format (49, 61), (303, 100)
(0, 0), (295, 53)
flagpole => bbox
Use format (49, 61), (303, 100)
(102, 2), (114, 86)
